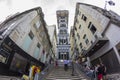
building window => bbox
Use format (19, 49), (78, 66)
(63, 30), (67, 34)
(60, 20), (65, 22)
(22, 34), (32, 51)
(33, 21), (41, 29)
(83, 34), (89, 45)
(63, 38), (68, 44)
(88, 22), (97, 34)
(79, 25), (81, 29)
(60, 24), (66, 27)
(75, 39), (76, 42)
(74, 26), (77, 31)
(83, 34), (86, 39)
(85, 39), (89, 45)
(59, 39), (63, 45)
(60, 16), (65, 19)
(88, 22), (92, 28)
(79, 43), (83, 49)
(60, 30), (63, 34)
(37, 43), (41, 48)
(77, 33), (80, 39)
(81, 14), (87, 21)
(90, 24), (97, 34)
(29, 31), (34, 39)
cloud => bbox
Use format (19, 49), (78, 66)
(0, 0), (4, 2)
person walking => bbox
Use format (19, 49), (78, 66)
(64, 60), (68, 71)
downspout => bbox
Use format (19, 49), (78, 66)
(101, 20), (111, 37)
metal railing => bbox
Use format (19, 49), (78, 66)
(74, 63), (90, 80)
(35, 63), (54, 80)
(74, 63), (97, 80)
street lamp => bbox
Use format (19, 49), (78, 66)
(104, 0), (115, 10)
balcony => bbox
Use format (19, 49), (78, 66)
(58, 34), (69, 37)
(57, 44), (70, 48)
(83, 36), (109, 57)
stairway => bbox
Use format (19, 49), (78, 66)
(45, 66), (88, 80)
(57, 60), (64, 66)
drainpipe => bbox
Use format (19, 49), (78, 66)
(101, 20), (111, 37)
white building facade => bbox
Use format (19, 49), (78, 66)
(73, 3), (120, 74)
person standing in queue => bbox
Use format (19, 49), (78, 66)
(55, 60), (58, 68)
(97, 64), (103, 80)
(64, 60), (68, 71)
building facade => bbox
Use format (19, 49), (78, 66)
(47, 25), (57, 61)
(70, 26), (75, 59)
(0, 7), (52, 76)
(57, 10), (70, 60)
(73, 3), (120, 74)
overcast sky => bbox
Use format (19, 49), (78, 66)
(0, 0), (120, 32)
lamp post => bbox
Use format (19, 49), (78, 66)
(104, 0), (115, 10)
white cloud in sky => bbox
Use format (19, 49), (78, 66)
(0, 0), (120, 32)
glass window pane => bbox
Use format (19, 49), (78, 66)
(22, 35), (32, 51)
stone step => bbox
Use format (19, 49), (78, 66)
(45, 67), (88, 80)
(46, 78), (87, 80)
(47, 75), (80, 78)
